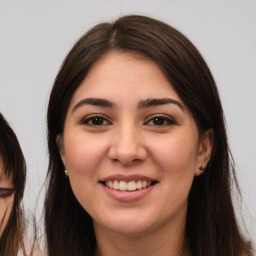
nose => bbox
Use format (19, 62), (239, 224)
(108, 124), (147, 166)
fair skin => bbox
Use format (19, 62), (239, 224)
(0, 157), (14, 238)
(60, 52), (213, 256)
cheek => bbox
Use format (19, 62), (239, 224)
(63, 135), (104, 211)
(152, 135), (198, 173)
(64, 134), (106, 176)
(153, 136), (198, 211)
(0, 195), (14, 237)
(149, 133), (199, 204)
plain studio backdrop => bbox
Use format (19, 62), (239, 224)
(0, 0), (255, 245)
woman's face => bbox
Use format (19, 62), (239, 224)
(60, 52), (212, 236)
(0, 157), (14, 237)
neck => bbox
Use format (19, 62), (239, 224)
(94, 219), (190, 256)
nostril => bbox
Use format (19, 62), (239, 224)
(108, 149), (147, 166)
(108, 133), (147, 165)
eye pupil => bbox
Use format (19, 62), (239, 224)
(153, 117), (165, 125)
(92, 117), (104, 125)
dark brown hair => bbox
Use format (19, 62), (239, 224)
(45, 15), (253, 256)
(0, 113), (27, 255)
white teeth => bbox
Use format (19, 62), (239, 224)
(128, 181), (137, 191)
(136, 180), (142, 189)
(113, 180), (119, 190)
(105, 180), (153, 191)
(109, 180), (113, 189)
(119, 181), (127, 191)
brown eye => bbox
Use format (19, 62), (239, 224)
(80, 115), (111, 126)
(152, 117), (166, 125)
(0, 188), (15, 198)
(145, 116), (176, 126)
(89, 117), (105, 125)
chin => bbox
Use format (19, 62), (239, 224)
(94, 210), (159, 237)
(106, 223), (153, 237)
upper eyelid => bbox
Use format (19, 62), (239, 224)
(79, 114), (112, 124)
(144, 115), (177, 126)
(0, 188), (15, 198)
(78, 113), (176, 124)
(144, 114), (176, 121)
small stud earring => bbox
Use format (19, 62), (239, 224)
(199, 166), (206, 172)
(64, 169), (69, 177)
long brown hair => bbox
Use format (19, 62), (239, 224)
(45, 15), (253, 256)
(0, 113), (27, 255)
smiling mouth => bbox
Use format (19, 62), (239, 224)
(101, 180), (158, 191)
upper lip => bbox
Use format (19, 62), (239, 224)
(99, 174), (158, 182)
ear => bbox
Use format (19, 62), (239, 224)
(56, 134), (66, 166)
(195, 129), (214, 176)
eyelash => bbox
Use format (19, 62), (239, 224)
(144, 115), (177, 126)
(79, 115), (112, 126)
(79, 114), (176, 127)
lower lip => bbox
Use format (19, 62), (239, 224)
(101, 183), (156, 202)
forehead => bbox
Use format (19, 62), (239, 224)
(69, 52), (182, 106)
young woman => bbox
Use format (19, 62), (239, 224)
(44, 15), (253, 256)
(0, 113), (27, 255)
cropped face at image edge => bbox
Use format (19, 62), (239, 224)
(0, 157), (14, 237)
(59, 52), (213, 238)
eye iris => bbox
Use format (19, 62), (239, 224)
(153, 117), (165, 125)
(92, 117), (104, 125)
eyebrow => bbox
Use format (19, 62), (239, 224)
(138, 98), (184, 111)
(72, 98), (116, 112)
(72, 97), (184, 113)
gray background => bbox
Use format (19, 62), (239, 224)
(0, 0), (255, 244)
